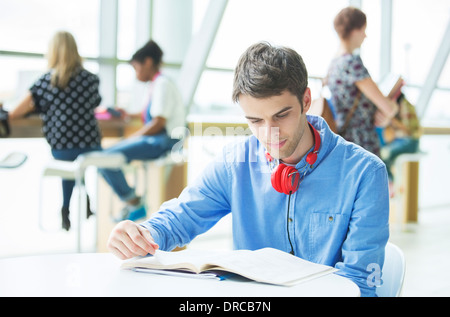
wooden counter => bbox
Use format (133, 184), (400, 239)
(9, 115), (142, 138)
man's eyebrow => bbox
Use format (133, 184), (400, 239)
(245, 106), (293, 120)
(274, 106), (292, 116)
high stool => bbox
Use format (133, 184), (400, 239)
(391, 152), (426, 230)
(96, 149), (188, 252)
(139, 150), (187, 206)
(38, 151), (126, 252)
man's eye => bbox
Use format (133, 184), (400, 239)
(250, 119), (262, 124)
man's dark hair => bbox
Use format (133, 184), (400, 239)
(232, 42), (308, 111)
(130, 40), (163, 66)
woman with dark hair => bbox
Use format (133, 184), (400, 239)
(99, 40), (185, 222)
(327, 7), (398, 157)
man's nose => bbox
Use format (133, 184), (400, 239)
(263, 124), (280, 141)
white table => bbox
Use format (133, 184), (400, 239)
(0, 253), (360, 297)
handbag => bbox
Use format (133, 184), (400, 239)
(309, 90), (361, 135)
(338, 90), (361, 135)
(309, 97), (337, 133)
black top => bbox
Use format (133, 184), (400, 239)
(30, 68), (102, 150)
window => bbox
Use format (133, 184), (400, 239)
(191, 0), (450, 127)
(192, 0), (350, 113)
(392, 0), (449, 87)
(391, 0), (450, 126)
(361, 0), (382, 81)
(0, 0), (100, 109)
(1, 0), (449, 127)
(0, 0), (99, 56)
(117, 0), (138, 61)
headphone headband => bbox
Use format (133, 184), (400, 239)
(305, 122), (321, 166)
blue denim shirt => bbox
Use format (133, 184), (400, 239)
(141, 115), (390, 297)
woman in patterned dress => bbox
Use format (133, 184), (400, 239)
(326, 7), (398, 157)
(9, 31), (102, 230)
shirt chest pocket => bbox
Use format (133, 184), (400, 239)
(308, 211), (350, 264)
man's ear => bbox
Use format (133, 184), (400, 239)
(302, 87), (312, 113)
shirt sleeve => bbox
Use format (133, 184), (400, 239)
(334, 163), (390, 297)
(140, 151), (232, 251)
(86, 73), (102, 109)
(29, 73), (51, 113)
(149, 77), (175, 120)
(346, 55), (371, 85)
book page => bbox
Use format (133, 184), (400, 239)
(121, 249), (228, 273)
(202, 248), (337, 286)
(122, 247), (336, 286)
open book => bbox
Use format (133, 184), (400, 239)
(379, 73), (404, 100)
(121, 247), (337, 286)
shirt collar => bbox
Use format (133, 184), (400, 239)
(257, 115), (333, 175)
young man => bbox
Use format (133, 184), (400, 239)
(107, 42), (389, 297)
(99, 40), (185, 221)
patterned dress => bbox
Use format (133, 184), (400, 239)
(327, 53), (380, 157)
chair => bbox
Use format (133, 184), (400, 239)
(39, 151), (126, 252)
(376, 242), (406, 297)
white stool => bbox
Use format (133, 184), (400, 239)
(38, 151), (126, 252)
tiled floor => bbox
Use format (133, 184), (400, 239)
(1, 135), (449, 296)
(389, 207), (450, 296)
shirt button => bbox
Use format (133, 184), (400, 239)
(288, 218), (293, 222)
(328, 216), (334, 222)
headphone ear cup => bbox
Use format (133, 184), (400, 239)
(271, 164), (285, 193)
(281, 165), (299, 194)
(306, 152), (318, 166)
(271, 164), (300, 195)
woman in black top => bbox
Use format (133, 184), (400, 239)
(10, 31), (102, 230)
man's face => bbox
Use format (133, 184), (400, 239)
(239, 89), (312, 165)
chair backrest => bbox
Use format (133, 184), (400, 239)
(376, 242), (406, 297)
(77, 151), (126, 170)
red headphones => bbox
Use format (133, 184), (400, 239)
(266, 122), (321, 195)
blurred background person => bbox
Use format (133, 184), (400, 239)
(9, 30), (102, 231)
(99, 40), (185, 222)
(326, 7), (398, 158)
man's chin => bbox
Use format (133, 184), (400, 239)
(266, 148), (283, 160)
(264, 140), (291, 159)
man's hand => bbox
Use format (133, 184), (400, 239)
(107, 220), (159, 260)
